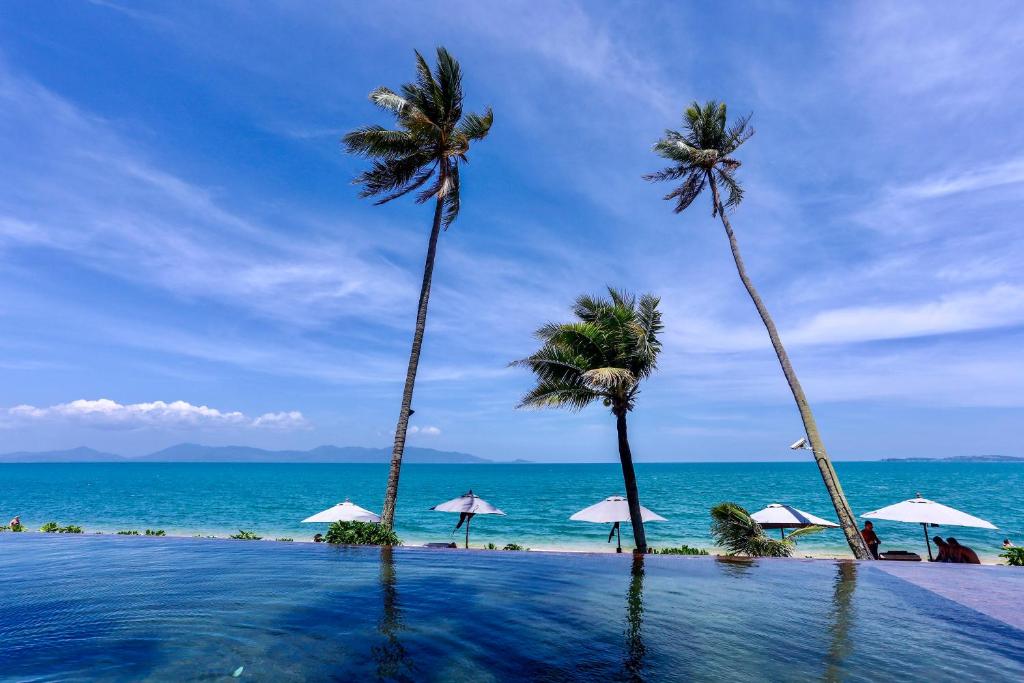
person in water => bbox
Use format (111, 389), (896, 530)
(860, 521), (880, 559)
(932, 536), (953, 562)
(946, 537), (981, 564)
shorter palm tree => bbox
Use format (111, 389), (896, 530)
(513, 288), (662, 553)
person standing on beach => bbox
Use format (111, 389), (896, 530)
(861, 521), (880, 559)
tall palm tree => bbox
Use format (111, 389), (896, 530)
(513, 288), (662, 553)
(343, 47), (493, 529)
(645, 101), (871, 559)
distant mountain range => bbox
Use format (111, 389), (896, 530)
(0, 443), (493, 464)
(880, 455), (1023, 463)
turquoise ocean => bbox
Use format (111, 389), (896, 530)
(1, 462), (1020, 559)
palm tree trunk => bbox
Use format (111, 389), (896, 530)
(379, 197), (445, 529)
(615, 409), (648, 553)
(708, 177), (871, 560)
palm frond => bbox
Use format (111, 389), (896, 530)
(581, 366), (636, 393)
(368, 87), (410, 114)
(785, 525), (826, 541)
(516, 379), (598, 412)
(710, 503), (793, 558)
(713, 167), (744, 213)
(441, 163), (460, 228)
(457, 107), (493, 141)
(434, 46), (463, 125)
(342, 125), (418, 160)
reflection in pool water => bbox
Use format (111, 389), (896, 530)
(0, 534), (1022, 681)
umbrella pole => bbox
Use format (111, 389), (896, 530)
(617, 523), (622, 553)
(922, 523), (933, 561)
(780, 528), (786, 541)
(465, 515), (471, 549)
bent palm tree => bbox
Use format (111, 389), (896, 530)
(344, 47), (493, 529)
(513, 289), (662, 553)
(645, 101), (871, 559)
(709, 502), (792, 558)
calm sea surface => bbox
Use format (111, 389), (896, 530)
(1, 462), (1021, 558)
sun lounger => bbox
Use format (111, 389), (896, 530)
(424, 542), (458, 549)
(879, 550), (922, 561)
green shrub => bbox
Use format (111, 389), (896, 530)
(1001, 547), (1024, 567)
(502, 543), (527, 551)
(40, 522), (61, 533)
(144, 529), (166, 536)
(229, 530), (262, 540)
(710, 502), (792, 558)
(118, 530), (140, 535)
(324, 521), (400, 546)
(654, 545), (709, 556)
(61, 525), (82, 534)
(10, 523), (24, 532)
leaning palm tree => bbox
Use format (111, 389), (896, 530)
(710, 502), (794, 558)
(645, 101), (870, 559)
(343, 47), (493, 529)
(513, 288), (662, 553)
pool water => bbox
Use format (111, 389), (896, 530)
(1, 535), (1022, 681)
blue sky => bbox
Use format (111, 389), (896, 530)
(1, 2), (1022, 461)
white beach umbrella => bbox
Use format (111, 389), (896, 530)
(570, 496), (667, 552)
(301, 498), (381, 524)
(430, 490), (505, 548)
(862, 494), (997, 560)
(751, 503), (839, 540)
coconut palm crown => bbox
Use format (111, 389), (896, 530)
(342, 47), (492, 530)
(343, 47), (493, 227)
(513, 289), (662, 417)
(513, 288), (661, 553)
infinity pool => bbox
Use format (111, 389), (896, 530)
(1, 535), (1022, 681)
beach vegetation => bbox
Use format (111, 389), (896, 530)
(229, 530), (262, 540)
(9, 522), (24, 532)
(654, 545), (709, 556)
(1001, 547), (1024, 566)
(118, 530), (140, 535)
(343, 46), (493, 530)
(645, 101), (870, 560)
(40, 522), (82, 534)
(710, 503), (793, 558)
(514, 288), (662, 554)
(144, 529), (166, 536)
(324, 521), (401, 546)
(502, 543), (527, 551)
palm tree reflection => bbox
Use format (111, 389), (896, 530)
(623, 553), (647, 681)
(373, 546), (414, 682)
(824, 561), (857, 682)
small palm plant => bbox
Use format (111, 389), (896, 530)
(645, 101), (870, 559)
(710, 503), (793, 557)
(343, 47), (493, 530)
(513, 288), (662, 553)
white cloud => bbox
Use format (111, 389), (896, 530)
(900, 158), (1024, 201)
(251, 410), (310, 430)
(407, 425), (441, 436)
(5, 399), (309, 431)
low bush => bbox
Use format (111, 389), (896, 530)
(144, 529), (166, 536)
(10, 523), (24, 532)
(502, 543), (528, 551)
(324, 521), (400, 546)
(118, 530), (140, 535)
(1001, 547), (1024, 567)
(653, 545), (709, 556)
(62, 525), (82, 534)
(229, 530), (262, 540)
(41, 522), (83, 534)
(40, 522), (61, 533)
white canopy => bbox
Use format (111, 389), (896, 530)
(301, 499), (381, 524)
(570, 496), (667, 524)
(430, 490), (506, 516)
(751, 503), (838, 529)
(862, 495), (997, 529)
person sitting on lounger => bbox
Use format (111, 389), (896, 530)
(946, 537), (981, 564)
(932, 536), (953, 562)
(1003, 539), (1014, 549)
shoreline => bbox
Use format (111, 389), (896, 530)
(5, 528), (1009, 565)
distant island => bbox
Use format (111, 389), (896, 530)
(880, 455), (1024, 463)
(0, 443), (493, 464)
